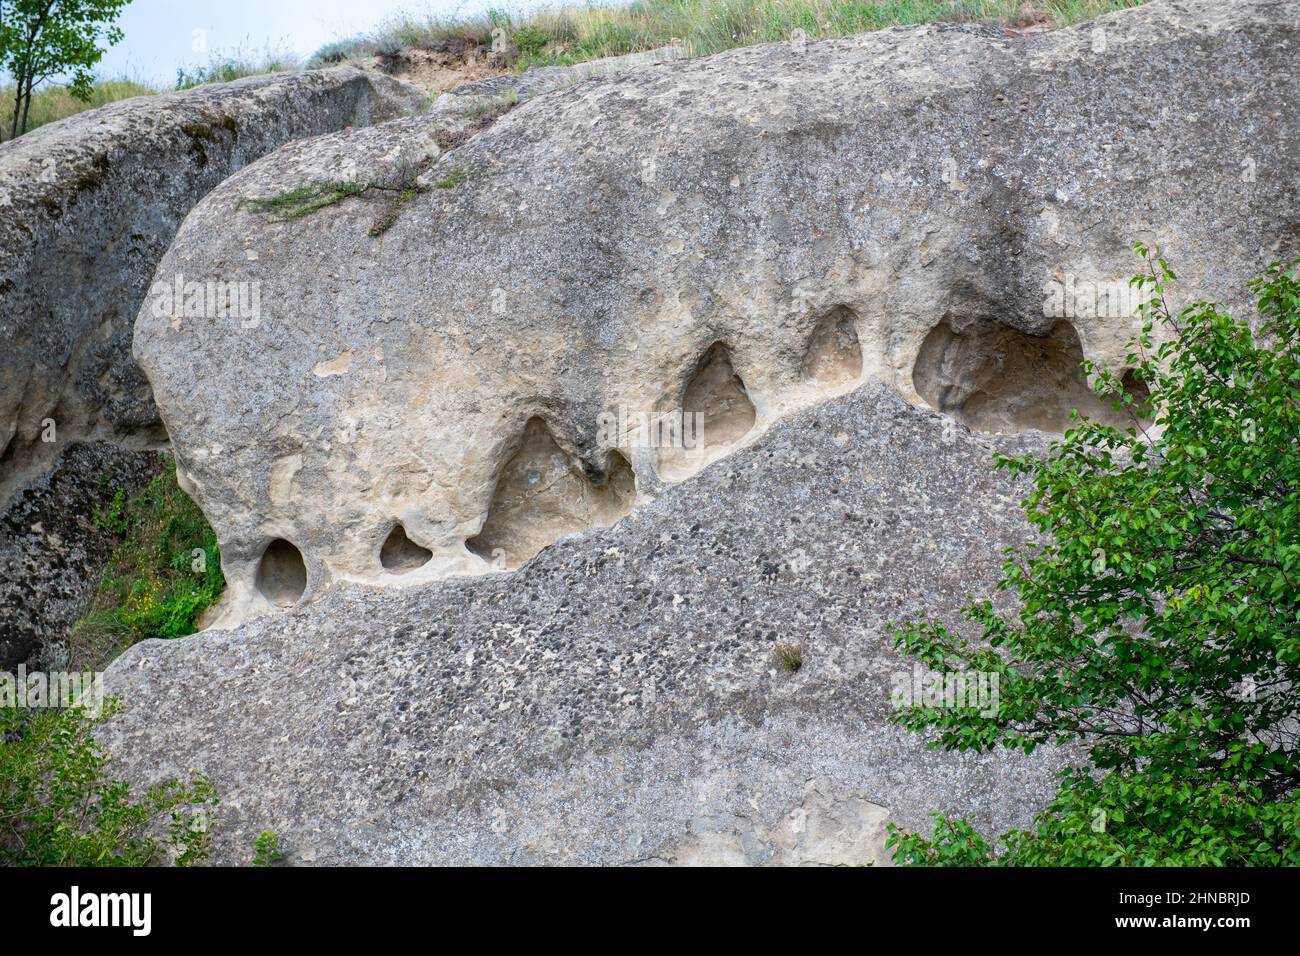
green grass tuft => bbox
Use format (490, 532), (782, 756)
(428, 163), (476, 190)
(245, 157), (483, 237)
(239, 179), (370, 221)
(775, 640), (804, 672)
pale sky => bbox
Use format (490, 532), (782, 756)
(93, 0), (554, 85)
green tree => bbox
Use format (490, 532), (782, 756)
(889, 249), (1300, 865)
(0, 0), (129, 141)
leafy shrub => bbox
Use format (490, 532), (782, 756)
(0, 699), (217, 866)
(512, 25), (550, 56)
(252, 830), (283, 866)
(889, 251), (1300, 866)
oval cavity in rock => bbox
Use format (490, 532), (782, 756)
(256, 538), (307, 607)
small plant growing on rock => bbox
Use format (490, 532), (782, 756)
(427, 162), (477, 190)
(239, 179), (369, 222)
(367, 157), (427, 237)
(241, 157), (484, 238)
(251, 829), (283, 866)
(775, 641), (803, 672)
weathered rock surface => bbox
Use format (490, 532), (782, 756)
(92, 0), (1298, 863)
(102, 386), (1066, 865)
(434, 44), (687, 104)
(134, 0), (1300, 628)
(0, 67), (426, 660)
(0, 66), (425, 504)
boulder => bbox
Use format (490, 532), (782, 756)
(101, 386), (1067, 865)
(0, 67), (426, 664)
(104, 0), (1299, 862)
(132, 0), (1300, 629)
(0, 66), (425, 505)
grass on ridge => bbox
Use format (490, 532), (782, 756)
(2, 2), (1147, 138)
(309, 0), (1150, 71)
(1, 45), (298, 138)
(173, 43), (300, 90)
(0, 78), (155, 136)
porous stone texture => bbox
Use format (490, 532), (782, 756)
(0, 66), (426, 504)
(133, 0), (1300, 629)
(101, 386), (1067, 866)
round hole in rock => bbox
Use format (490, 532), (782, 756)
(380, 523), (433, 573)
(256, 538), (307, 607)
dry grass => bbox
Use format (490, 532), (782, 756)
(0, 78), (155, 138)
(775, 640), (805, 672)
(0, 45), (297, 140)
(310, 0), (1149, 70)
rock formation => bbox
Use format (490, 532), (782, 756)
(133, 0), (1298, 630)
(102, 386), (1068, 865)
(12, 0), (1293, 863)
(0, 67), (426, 665)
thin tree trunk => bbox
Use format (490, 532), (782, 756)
(9, 75), (22, 141)
(10, 4), (53, 139)
(19, 74), (34, 135)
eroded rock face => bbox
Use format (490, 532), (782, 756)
(466, 417), (636, 569)
(0, 67), (426, 660)
(133, 0), (1299, 628)
(912, 317), (1143, 432)
(101, 386), (1068, 865)
(0, 66), (425, 504)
